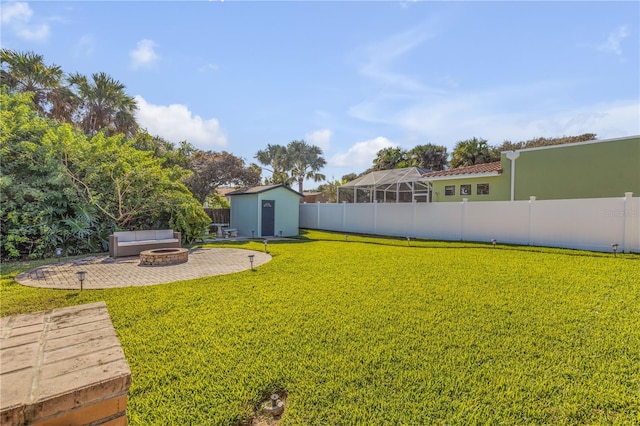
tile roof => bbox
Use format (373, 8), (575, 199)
(422, 161), (502, 178)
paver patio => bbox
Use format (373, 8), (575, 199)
(15, 248), (272, 289)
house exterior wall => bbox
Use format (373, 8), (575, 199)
(428, 136), (639, 202)
(513, 136), (640, 200)
(230, 187), (301, 237)
(430, 164), (510, 202)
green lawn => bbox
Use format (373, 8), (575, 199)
(2, 230), (639, 425)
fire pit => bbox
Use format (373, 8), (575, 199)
(139, 248), (189, 266)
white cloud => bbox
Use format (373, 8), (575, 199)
(198, 63), (219, 72)
(330, 137), (398, 168)
(73, 34), (95, 57)
(135, 95), (227, 150)
(130, 39), (160, 69)
(597, 26), (630, 56)
(16, 24), (50, 41)
(397, 97), (640, 148)
(1, 2), (32, 24)
(305, 129), (332, 151)
(1, 2), (50, 42)
(359, 26), (432, 92)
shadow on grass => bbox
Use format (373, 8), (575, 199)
(298, 229), (640, 261)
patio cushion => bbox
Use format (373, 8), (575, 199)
(118, 239), (179, 246)
(135, 230), (156, 241)
(113, 231), (136, 242)
(155, 229), (174, 240)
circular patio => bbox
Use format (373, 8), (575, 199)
(15, 248), (271, 290)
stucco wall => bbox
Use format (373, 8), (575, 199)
(431, 161), (511, 202)
(513, 136), (640, 200)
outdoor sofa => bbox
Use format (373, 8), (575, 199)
(108, 230), (181, 258)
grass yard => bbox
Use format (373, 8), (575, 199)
(1, 230), (639, 424)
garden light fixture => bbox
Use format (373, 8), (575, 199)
(262, 393), (284, 418)
(345, 235), (349, 242)
(76, 270), (87, 291)
(491, 239), (497, 248)
(611, 243), (618, 257)
(251, 230), (255, 239)
(279, 230), (283, 237)
(248, 254), (255, 270)
(407, 236), (411, 246)
(263, 239), (268, 253)
(55, 247), (62, 260)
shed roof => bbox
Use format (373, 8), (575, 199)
(421, 162), (502, 179)
(341, 167), (431, 187)
(226, 184), (303, 197)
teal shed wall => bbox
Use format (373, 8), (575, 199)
(229, 186), (302, 237)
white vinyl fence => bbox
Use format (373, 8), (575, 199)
(300, 193), (639, 253)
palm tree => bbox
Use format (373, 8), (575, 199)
(372, 147), (409, 171)
(286, 140), (326, 193)
(0, 49), (74, 121)
(450, 137), (499, 168)
(255, 144), (291, 186)
(67, 71), (138, 137)
(408, 144), (449, 171)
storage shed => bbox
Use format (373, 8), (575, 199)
(227, 184), (303, 237)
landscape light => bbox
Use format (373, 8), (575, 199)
(248, 254), (255, 270)
(345, 235), (349, 242)
(55, 248), (62, 260)
(76, 270), (87, 291)
(262, 393), (284, 418)
(406, 236), (411, 246)
(251, 230), (255, 239)
(611, 243), (619, 257)
(263, 240), (268, 253)
(279, 230), (283, 237)
(491, 239), (497, 248)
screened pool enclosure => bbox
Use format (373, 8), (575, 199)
(337, 167), (432, 203)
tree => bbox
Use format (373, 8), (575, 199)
(1, 89), (210, 259)
(286, 140), (326, 193)
(0, 49), (76, 123)
(495, 133), (597, 152)
(131, 131), (195, 168)
(67, 71), (138, 137)
(255, 144), (291, 186)
(1, 90), (104, 258)
(185, 150), (262, 204)
(450, 137), (500, 169)
(317, 179), (345, 203)
(342, 173), (359, 182)
(371, 147), (410, 171)
(408, 144), (448, 171)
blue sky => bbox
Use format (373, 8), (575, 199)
(2, 1), (638, 189)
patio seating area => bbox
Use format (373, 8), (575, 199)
(15, 248), (271, 290)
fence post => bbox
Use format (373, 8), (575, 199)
(623, 192), (633, 253)
(460, 198), (468, 241)
(528, 196), (536, 246)
(412, 198), (417, 238)
(373, 200), (378, 234)
(342, 201), (347, 231)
